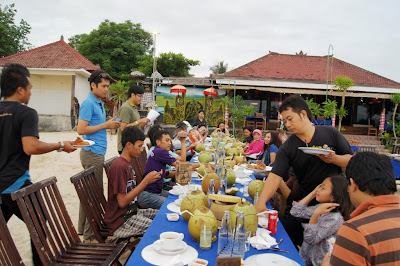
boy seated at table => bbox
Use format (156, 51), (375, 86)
(104, 126), (161, 243)
(138, 130), (187, 209)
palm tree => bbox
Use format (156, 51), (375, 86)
(333, 76), (354, 131)
(210, 61), (228, 74)
(390, 93), (400, 140)
(108, 81), (128, 110)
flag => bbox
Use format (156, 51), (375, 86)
(379, 108), (386, 131)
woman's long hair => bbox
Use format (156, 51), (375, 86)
(329, 175), (354, 220)
(263, 131), (282, 151)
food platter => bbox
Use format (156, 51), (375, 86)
(72, 140), (95, 147)
(244, 164), (272, 173)
(298, 147), (334, 155)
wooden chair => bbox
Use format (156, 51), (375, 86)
(392, 144), (400, 154)
(131, 150), (147, 185)
(255, 113), (266, 130)
(0, 199), (24, 266)
(357, 145), (377, 153)
(245, 120), (256, 128)
(368, 118), (378, 136)
(70, 166), (108, 243)
(11, 176), (125, 265)
(103, 156), (118, 178)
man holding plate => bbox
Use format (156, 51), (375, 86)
(255, 95), (353, 247)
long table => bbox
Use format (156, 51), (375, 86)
(127, 176), (304, 265)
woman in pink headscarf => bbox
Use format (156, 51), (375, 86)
(244, 129), (264, 155)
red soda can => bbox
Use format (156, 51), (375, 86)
(268, 210), (278, 234)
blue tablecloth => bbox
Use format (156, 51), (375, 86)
(127, 177), (304, 265)
(391, 160), (400, 179)
(350, 145), (357, 151)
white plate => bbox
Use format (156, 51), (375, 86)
(245, 254), (300, 266)
(152, 240), (187, 255)
(169, 185), (202, 196)
(142, 242), (198, 265)
(174, 198), (183, 206)
(298, 147), (335, 155)
(167, 202), (181, 213)
(72, 140), (95, 147)
(244, 165), (272, 173)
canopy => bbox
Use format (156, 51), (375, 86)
(170, 85), (187, 94)
(203, 86), (219, 98)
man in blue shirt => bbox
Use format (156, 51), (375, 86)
(77, 70), (121, 242)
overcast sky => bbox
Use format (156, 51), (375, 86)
(5, 0), (400, 82)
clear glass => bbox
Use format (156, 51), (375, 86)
(245, 231), (252, 252)
(231, 212), (246, 258)
(217, 211), (232, 257)
(200, 227), (212, 249)
(243, 182), (249, 197)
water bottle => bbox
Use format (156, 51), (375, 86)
(217, 211), (232, 257)
(208, 179), (215, 207)
(231, 211), (246, 258)
(219, 165), (227, 195)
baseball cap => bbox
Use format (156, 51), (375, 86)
(176, 122), (187, 129)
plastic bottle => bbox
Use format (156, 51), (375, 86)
(217, 211), (232, 257)
(231, 211), (246, 258)
(208, 179), (215, 207)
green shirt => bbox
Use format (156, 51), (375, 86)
(117, 100), (141, 152)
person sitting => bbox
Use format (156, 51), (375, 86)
(290, 175), (353, 266)
(172, 121), (197, 161)
(104, 126), (161, 243)
(197, 124), (209, 142)
(323, 152), (400, 265)
(213, 121), (229, 135)
(242, 126), (254, 150)
(244, 129), (264, 156)
(254, 131), (282, 180)
(193, 109), (207, 127)
(138, 130), (187, 209)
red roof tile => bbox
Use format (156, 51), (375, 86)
(220, 51), (400, 88)
(0, 37), (100, 71)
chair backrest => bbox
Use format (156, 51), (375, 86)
(104, 156), (118, 178)
(357, 145), (377, 153)
(255, 112), (263, 117)
(11, 177), (81, 265)
(392, 144), (400, 154)
(0, 199), (25, 266)
(70, 166), (107, 243)
(132, 150), (147, 185)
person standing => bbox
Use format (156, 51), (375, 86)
(193, 109), (207, 127)
(0, 64), (76, 265)
(324, 152), (400, 265)
(117, 85), (150, 154)
(254, 95), (353, 247)
(77, 70), (121, 243)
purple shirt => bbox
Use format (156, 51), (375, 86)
(144, 146), (176, 193)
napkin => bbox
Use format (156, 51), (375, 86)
(249, 228), (277, 250)
(236, 177), (252, 185)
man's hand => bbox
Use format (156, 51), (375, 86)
(63, 141), (77, 153)
(316, 152), (336, 164)
(105, 119), (121, 129)
(139, 118), (150, 125)
(144, 170), (163, 185)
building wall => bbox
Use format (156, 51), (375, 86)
(75, 74), (90, 105)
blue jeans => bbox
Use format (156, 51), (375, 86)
(137, 190), (168, 209)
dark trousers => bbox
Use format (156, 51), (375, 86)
(279, 207), (309, 248)
(1, 183), (43, 266)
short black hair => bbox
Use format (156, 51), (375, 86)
(279, 95), (312, 121)
(198, 109), (205, 114)
(128, 84), (145, 97)
(346, 152), (397, 196)
(88, 70), (112, 89)
(1, 64), (30, 98)
(243, 126), (254, 132)
(154, 130), (170, 144)
(147, 124), (163, 147)
(176, 121), (187, 129)
(121, 126), (145, 148)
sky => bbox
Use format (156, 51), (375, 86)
(5, 0), (400, 82)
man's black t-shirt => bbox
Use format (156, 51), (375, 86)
(0, 101), (39, 193)
(272, 126), (353, 201)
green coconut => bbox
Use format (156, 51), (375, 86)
(230, 199), (258, 236)
(198, 152), (213, 163)
(188, 206), (218, 242)
(248, 179), (265, 200)
(227, 170), (236, 187)
(180, 190), (209, 221)
(201, 172), (220, 194)
(197, 164), (213, 177)
(195, 143), (206, 152)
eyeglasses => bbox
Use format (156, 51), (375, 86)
(89, 72), (111, 83)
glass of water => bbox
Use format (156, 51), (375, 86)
(200, 226), (212, 249)
(243, 181), (250, 197)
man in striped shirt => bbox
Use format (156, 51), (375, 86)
(327, 152), (400, 265)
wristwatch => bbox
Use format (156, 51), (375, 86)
(57, 141), (64, 152)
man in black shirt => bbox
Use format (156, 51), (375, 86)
(255, 95), (353, 247)
(0, 64), (76, 265)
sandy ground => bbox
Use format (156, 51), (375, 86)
(7, 131), (119, 266)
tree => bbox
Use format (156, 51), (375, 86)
(108, 81), (129, 109)
(210, 61), (228, 74)
(333, 76), (354, 131)
(68, 20), (153, 80)
(0, 4), (31, 57)
(156, 52), (199, 77)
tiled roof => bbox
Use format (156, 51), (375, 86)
(220, 51), (400, 88)
(0, 37), (100, 71)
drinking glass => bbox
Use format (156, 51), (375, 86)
(243, 182), (249, 197)
(200, 226), (212, 249)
